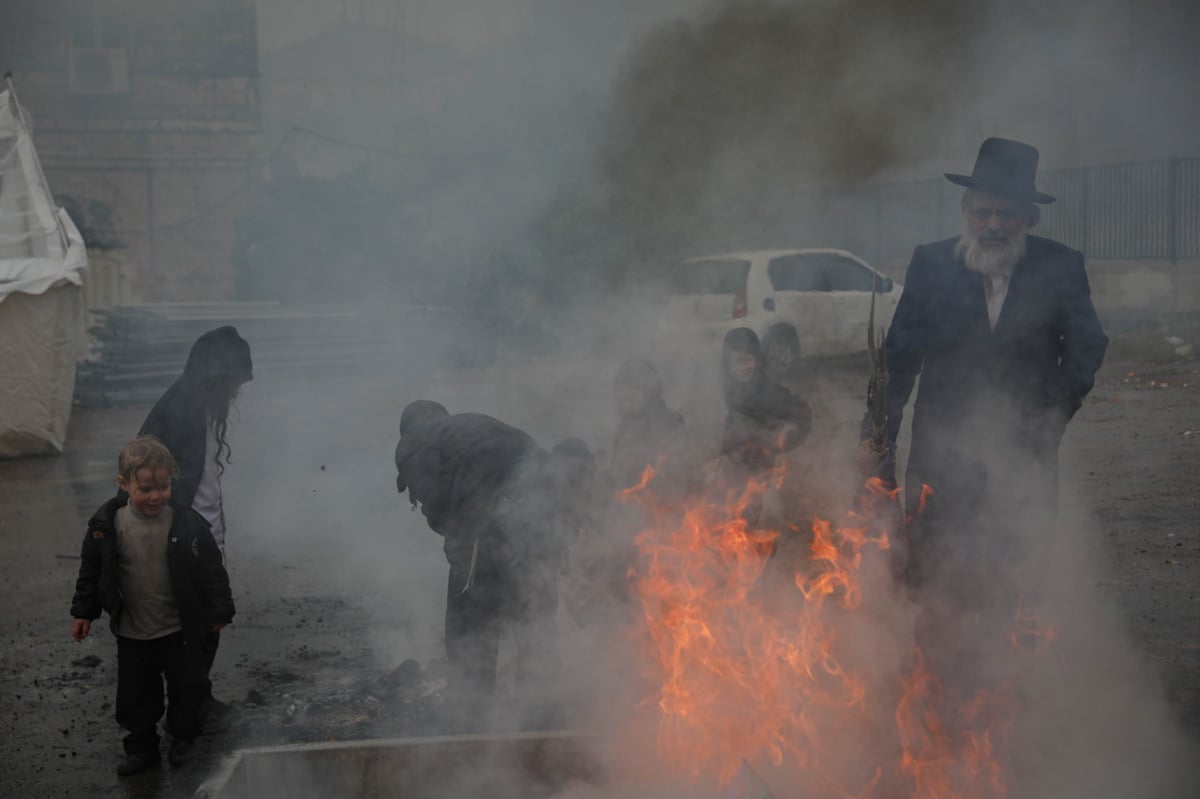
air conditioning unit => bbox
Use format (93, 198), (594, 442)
(67, 48), (130, 95)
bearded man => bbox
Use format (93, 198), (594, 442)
(861, 138), (1108, 606)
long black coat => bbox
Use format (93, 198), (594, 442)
(883, 234), (1108, 508)
(139, 326), (252, 510)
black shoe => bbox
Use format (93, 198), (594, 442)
(203, 696), (233, 720)
(117, 750), (161, 776)
(167, 737), (194, 767)
(202, 697), (235, 734)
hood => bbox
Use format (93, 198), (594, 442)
(722, 326), (763, 361)
(399, 400), (450, 438)
(182, 326), (253, 384)
(721, 326), (767, 407)
(394, 403), (449, 494)
(614, 357), (663, 398)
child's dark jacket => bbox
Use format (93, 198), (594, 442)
(70, 496), (235, 641)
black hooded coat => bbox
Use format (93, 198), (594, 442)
(395, 411), (544, 557)
(139, 326), (253, 510)
(609, 358), (692, 502)
(395, 406), (576, 712)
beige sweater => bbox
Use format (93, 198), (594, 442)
(114, 505), (181, 640)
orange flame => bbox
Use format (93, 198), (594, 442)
(619, 463), (660, 503)
(624, 459), (1048, 797)
(895, 650), (1013, 799)
(893, 596), (1059, 798)
(906, 483), (936, 526)
(1007, 595), (1057, 652)
(627, 465), (889, 787)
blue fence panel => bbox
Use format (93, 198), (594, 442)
(1033, 167), (1087, 252)
(829, 157), (1192, 264)
(1086, 160), (1171, 259)
(1177, 158), (1200, 259)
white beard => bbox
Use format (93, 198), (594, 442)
(956, 226), (1027, 277)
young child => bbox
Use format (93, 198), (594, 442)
(70, 436), (234, 775)
(564, 360), (689, 632)
(719, 327), (813, 474)
(608, 357), (693, 505)
(138, 325), (251, 716)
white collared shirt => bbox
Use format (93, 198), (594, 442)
(983, 273), (1010, 330)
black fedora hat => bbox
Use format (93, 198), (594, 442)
(945, 137), (1055, 204)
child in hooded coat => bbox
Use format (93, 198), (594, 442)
(719, 327), (813, 474)
(565, 358), (693, 629)
(138, 325), (252, 718)
(608, 357), (694, 505)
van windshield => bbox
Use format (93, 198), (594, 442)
(671, 259), (750, 295)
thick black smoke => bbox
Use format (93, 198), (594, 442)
(535, 0), (1200, 291)
(537, 0), (978, 287)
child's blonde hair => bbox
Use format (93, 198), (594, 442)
(117, 436), (180, 483)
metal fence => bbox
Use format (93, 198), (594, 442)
(826, 157), (1200, 265)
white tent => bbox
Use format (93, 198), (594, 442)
(0, 81), (89, 457)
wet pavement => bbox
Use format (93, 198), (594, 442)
(2, 354), (1199, 797)
(1, 380), (453, 798)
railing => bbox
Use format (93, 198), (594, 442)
(827, 157), (1200, 265)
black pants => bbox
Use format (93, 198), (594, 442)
(115, 633), (205, 754)
(903, 444), (1062, 698)
(442, 541), (560, 727)
(200, 628), (220, 701)
(444, 549), (508, 700)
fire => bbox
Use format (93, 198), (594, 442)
(906, 483), (935, 526)
(1007, 595), (1057, 652)
(627, 463), (890, 787)
(624, 463), (1053, 798)
(895, 650), (1012, 799)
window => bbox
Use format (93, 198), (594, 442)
(66, 0), (131, 94)
(824, 256), (878, 292)
(69, 0), (129, 49)
(768, 254), (832, 291)
(672, 259), (750, 295)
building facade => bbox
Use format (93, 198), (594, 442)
(1, 0), (260, 302)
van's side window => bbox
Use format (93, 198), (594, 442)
(824, 256), (877, 292)
(768, 255), (831, 291)
(672, 259), (750, 295)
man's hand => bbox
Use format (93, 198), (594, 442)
(856, 440), (898, 488)
(855, 440), (888, 475)
(72, 619), (91, 642)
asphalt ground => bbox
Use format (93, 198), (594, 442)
(2, 350), (1198, 798)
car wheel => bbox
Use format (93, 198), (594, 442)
(763, 326), (800, 377)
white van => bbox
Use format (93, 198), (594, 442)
(666, 249), (901, 373)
